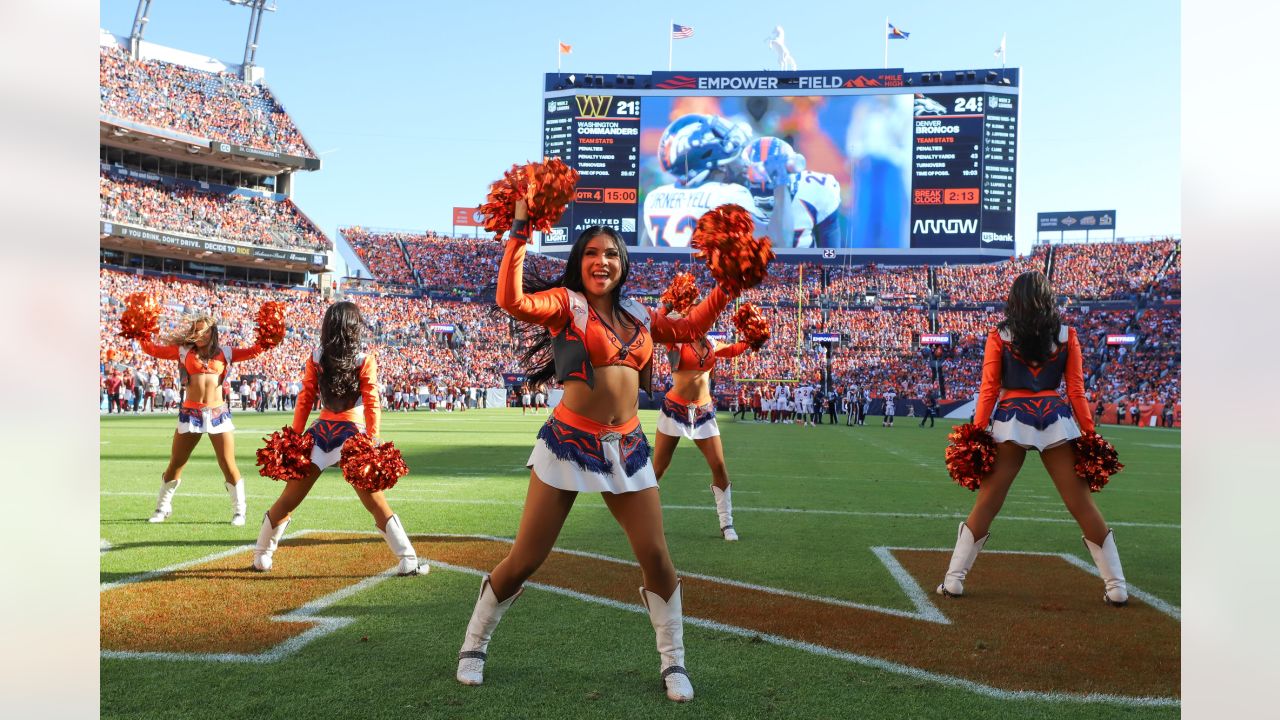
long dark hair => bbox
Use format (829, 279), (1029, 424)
(502, 226), (632, 389)
(318, 301), (366, 410)
(998, 271), (1062, 364)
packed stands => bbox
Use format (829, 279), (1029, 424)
(935, 246), (1048, 305)
(99, 44), (316, 158)
(1050, 239), (1177, 300)
(339, 228), (417, 287)
(101, 170), (330, 251)
(101, 236), (1181, 422)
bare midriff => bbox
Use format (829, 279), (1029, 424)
(670, 369), (713, 406)
(183, 372), (225, 407)
(559, 365), (641, 426)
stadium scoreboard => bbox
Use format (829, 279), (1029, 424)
(541, 68), (1020, 261)
(542, 95), (642, 245)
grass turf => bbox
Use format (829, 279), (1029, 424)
(101, 408), (1180, 719)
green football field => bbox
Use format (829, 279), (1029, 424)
(100, 408), (1180, 719)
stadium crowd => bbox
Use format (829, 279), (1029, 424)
(101, 236), (1181, 424)
(101, 171), (330, 251)
(99, 44), (316, 158)
(1050, 239), (1177, 300)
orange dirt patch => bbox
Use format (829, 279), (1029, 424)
(102, 535), (1179, 699)
(101, 535), (393, 654)
(425, 537), (1180, 699)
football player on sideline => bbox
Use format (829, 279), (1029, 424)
(642, 114), (771, 247)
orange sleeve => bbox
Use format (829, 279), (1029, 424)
(650, 286), (730, 343)
(496, 229), (570, 326)
(138, 339), (180, 361)
(1065, 328), (1095, 433)
(360, 353), (381, 438)
(972, 330), (1004, 429)
(714, 341), (751, 359)
(291, 357), (318, 433)
(231, 343), (267, 362)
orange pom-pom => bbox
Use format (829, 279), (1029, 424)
(1074, 431), (1124, 492)
(256, 427), (314, 482)
(480, 158), (579, 241)
(525, 157), (578, 233)
(660, 273), (700, 316)
(944, 423), (997, 491)
(340, 434), (410, 492)
(479, 163), (524, 241)
(254, 301), (287, 349)
(691, 204), (775, 295)
(118, 293), (161, 340)
(731, 302), (771, 350)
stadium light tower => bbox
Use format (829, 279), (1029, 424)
(224, 0), (277, 82)
(128, 0), (155, 58)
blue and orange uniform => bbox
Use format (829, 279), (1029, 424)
(657, 339), (750, 440)
(497, 223), (729, 493)
(140, 340), (267, 434)
(972, 325), (1094, 450)
(291, 348), (381, 469)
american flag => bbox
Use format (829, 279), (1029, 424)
(671, 23), (694, 39)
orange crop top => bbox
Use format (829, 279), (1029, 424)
(139, 340), (266, 384)
(291, 350), (381, 437)
(497, 227), (731, 387)
(670, 339), (750, 373)
(972, 326), (1095, 433)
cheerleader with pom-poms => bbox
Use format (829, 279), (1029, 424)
(651, 276), (768, 542)
(125, 298), (281, 526)
(938, 271), (1127, 605)
(251, 301), (427, 576)
(454, 161), (768, 702)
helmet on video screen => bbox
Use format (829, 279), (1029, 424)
(658, 114), (749, 187)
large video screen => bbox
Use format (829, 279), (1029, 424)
(541, 70), (1018, 256)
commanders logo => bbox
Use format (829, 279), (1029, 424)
(575, 95), (613, 118)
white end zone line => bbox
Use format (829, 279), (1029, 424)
(98, 491), (1181, 529)
(101, 532), (1180, 705)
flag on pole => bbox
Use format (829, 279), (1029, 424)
(559, 42), (572, 54)
(671, 23), (694, 39)
(994, 33), (1005, 59)
(887, 23), (909, 39)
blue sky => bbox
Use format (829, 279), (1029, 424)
(99, 0), (1180, 257)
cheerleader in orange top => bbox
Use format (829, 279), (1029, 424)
(251, 301), (427, 576)
(138, 313), (271, 526)
(454, 199), (731, 702)
(936, 272), (1128, 605)
(652, 324), (752, 541)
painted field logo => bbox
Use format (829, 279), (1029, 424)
(101, 533), (1179, 704)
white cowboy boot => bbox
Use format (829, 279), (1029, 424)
(640, 581), (694, 702)
(1083, 530), (1129, 606)
(379, 515), (428, 576)
(936, 522), (989, 597)
(252, 513), (290, 571)
(457, 576), (522, 686)
(710, 485), (738, 541)
(225, 480), (246, 527)
(148, 477), (181, 523)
